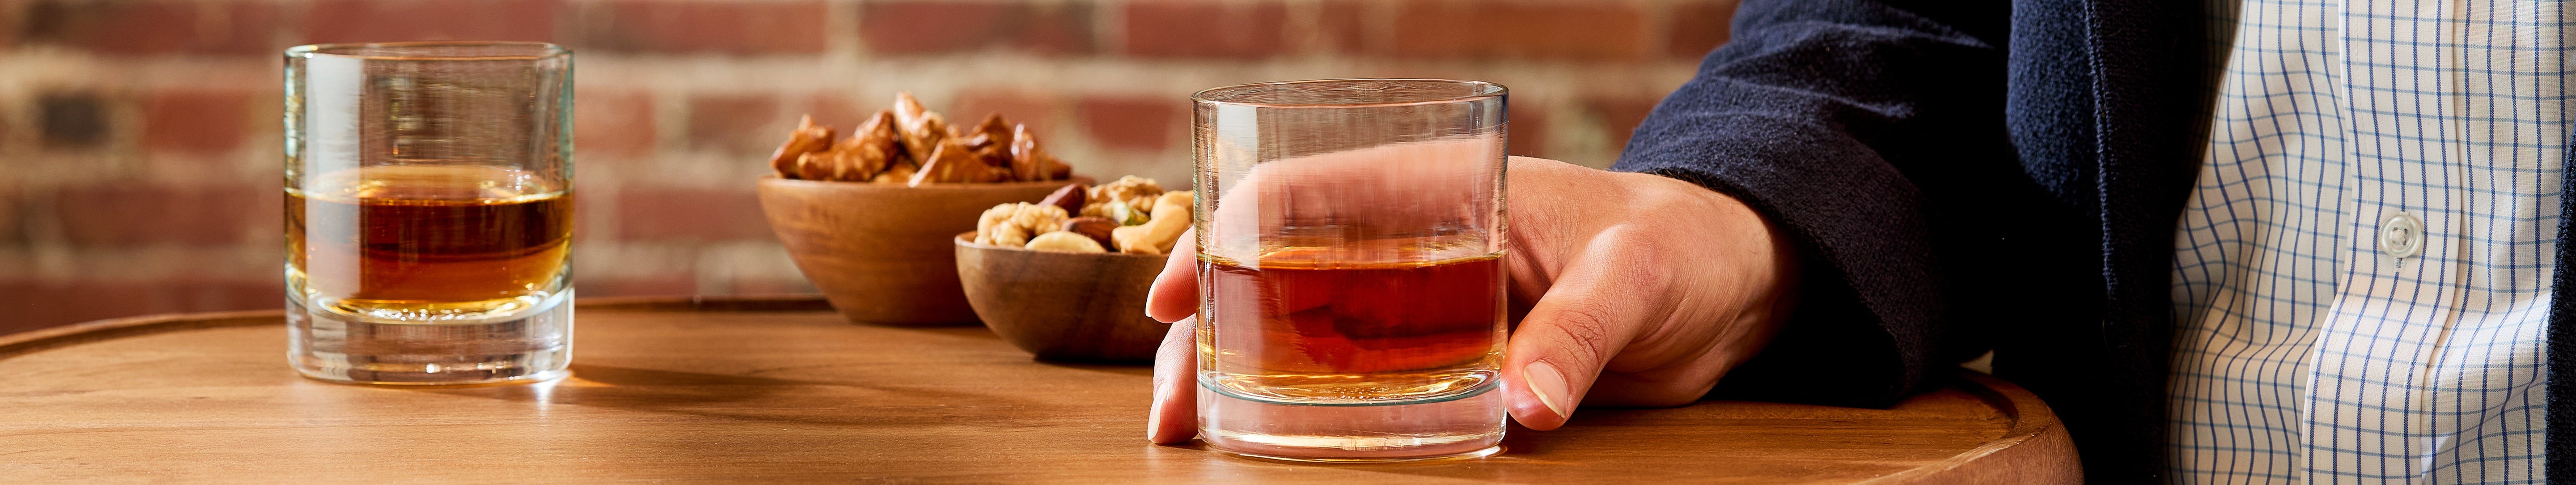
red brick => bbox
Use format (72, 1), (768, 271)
(1077, 97), (1179, 151)
(685, 94), (782, 154)
(1391, 1), (1648, 60)
(305, 0), (555, 44)
(859, 1), (1093, 55)
(1315, 0), (1370, 54)
(1668, 0), (1738, 58)
(801, 93), (871, 130)
(141, 91), (253, 153)
(56, 184), (276, 246)
(1508, 106), (1546, 157)
(0, 0), (22, 50)
(575, 89), (656, 157)
(577, 0), (826, 54)
(1123, 2), (1285, 59)
(1586, 98), (1662, 150)
(25, 0), (282, 55)
(0, 186), (21, 244)
(38, 93), (109, 150)
(615, 187), (770, 240)
(579, 274), (699, 298)
(952, 89), (1065, 139)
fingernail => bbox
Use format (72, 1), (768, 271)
(1525, 361), (1570, 419)
(1146, 396), (1164, 440)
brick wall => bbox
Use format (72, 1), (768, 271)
(0, 0), (1733, 333)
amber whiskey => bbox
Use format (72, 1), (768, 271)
(288, 165), (572, 321)
(1199, 247), (1504, 404)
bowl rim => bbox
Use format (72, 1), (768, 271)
(954, 232), (1172, 259)
(759, 175), (1095, 191)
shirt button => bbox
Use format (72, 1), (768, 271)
(2381, 211), (2423, 259)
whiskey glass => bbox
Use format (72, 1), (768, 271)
(1191, 79), (1509, 461)
(285, 42), (575, 384)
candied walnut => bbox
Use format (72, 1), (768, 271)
(1008, 124), (1064, 182)
(873, 164), (916, 184)
(795, 151), (834, 181)
(828, 110), (902, 181)
(890, 92), (949, 159)
(909, 138), (986, 186)
(769, 115), (834, 179)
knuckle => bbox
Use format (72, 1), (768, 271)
(1543, 298), (1623, 366)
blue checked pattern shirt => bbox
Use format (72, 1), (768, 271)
(2167, 0), (2567, 482)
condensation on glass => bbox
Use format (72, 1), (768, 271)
(284, 42), (575, 385)
(1191, 79), (1509, 461)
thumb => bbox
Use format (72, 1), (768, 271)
(1503, 229), (1656, 430)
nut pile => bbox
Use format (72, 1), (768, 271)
(769, 92), (1073, 185)
(977, 176), (1192, 255)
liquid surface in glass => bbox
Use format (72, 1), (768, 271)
(1200, 239), (1505, 405)
(288, 165), (571, 322)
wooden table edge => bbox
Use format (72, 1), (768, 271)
(0, 295), (835, 359)
(3, 295), (2084, 484)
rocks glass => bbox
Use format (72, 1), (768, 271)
(1191, 79), (1510, 461)
(284, 42), (575, 385)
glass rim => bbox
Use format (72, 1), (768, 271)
(285, 41), (568, 61)
(1191, 78), (1506, 109)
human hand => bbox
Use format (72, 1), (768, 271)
(1144, 155), (1797, 442)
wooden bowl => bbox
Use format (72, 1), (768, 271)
(953, 233), (1172, 362)
(756, 176), (1087, 326)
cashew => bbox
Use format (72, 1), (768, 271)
(1112, 191), (1193, 255)
(1025, 230), (1106, 253)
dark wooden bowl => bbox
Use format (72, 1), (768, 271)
(953, 233), (1172, 362)
(756, 176), (1087, 326)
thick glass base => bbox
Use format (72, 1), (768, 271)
(1197, 379), (1505, 462)
(289, 290), (572, 385)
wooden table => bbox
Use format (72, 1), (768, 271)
(0, 297), (2077, 483)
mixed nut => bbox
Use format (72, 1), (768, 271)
(769, 92), (1074, 185)
(977, 176), (1192, 255)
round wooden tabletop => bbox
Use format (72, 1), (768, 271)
(0, 297), (2077, 483)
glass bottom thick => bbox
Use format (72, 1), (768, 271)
(1197, 379), (1505, 462)
(288, 290), (572, 385)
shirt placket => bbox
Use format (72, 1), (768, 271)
(2304, 0), (2466, 481)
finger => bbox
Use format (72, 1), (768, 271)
(1145, 228), (1199, 323)
(1147, 316), (1200, 443)
(1503, 227), (1659, 430)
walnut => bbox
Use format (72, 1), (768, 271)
(988, 223), (1030, 247)
(1006, 203), (1069, 234)
(973, 203), (1069, 248)
(1088, 176), (1163, 210)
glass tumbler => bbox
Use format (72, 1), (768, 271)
(1192, 79), (1509, 461)
(285, 42), (575, 385)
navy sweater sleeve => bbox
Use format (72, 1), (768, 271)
(1609, 0), (2026, 407)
